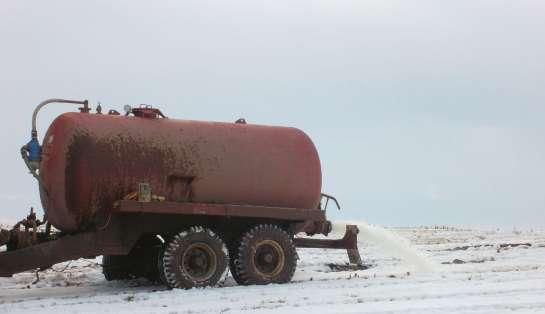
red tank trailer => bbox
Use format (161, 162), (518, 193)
(0, 99), (362, 289)
(41, 110), (322, 232)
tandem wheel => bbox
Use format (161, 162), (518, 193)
(230, 224), (297, 285)
(158, 226), (228, 289)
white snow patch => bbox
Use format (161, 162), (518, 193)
(1, 223), (545, 313)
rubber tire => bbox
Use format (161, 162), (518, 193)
(160, 226), (227, 289)
(233, 224), (297, 285)
(157, 248), (169, 287)
(130, 244), (162, 282)
(102, 255), (133, 281)
(102, 236), (162, 282)
(228, 241), (245, 285)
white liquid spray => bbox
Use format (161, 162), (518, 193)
(332, 221), (439, 273)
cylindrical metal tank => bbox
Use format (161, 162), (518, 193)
(39, 112), (322, 232)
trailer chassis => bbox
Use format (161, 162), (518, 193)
(0, 201), (362, 278)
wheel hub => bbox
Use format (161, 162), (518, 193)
(181, 243), (217, 282)
(253, 239), (285, 278)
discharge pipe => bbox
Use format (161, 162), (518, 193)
(23, 98), (89, 176)
(31, 98), (89, 135)
(19, 99), (87, 226)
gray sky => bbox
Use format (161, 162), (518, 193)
(1, 1), (544, 227)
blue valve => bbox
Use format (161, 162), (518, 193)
(27, 137), (42, 162)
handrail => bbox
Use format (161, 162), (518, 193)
(321, 193), (341, 211)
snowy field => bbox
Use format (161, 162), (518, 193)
(1, 224), (545, 314)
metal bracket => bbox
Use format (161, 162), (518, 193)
(321, 193), (341, 211)
(294, 225), (362, 265)
(138, 183), (152, 202)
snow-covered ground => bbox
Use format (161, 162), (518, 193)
(1, 224), (544, 313)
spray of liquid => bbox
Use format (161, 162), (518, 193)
(332, 221), (439, 273)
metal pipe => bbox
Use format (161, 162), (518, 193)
(32, 98), (88, 134)
(24, 98), (88, 197)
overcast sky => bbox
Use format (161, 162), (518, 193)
(1, 1), (544, 227)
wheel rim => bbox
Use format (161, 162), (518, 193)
(253, 239), (285, 278)
(180, 243), (217, 282)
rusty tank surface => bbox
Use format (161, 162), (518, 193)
(40, 106), (322, 232)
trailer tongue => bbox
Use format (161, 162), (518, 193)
(0, 98), (363, 288)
